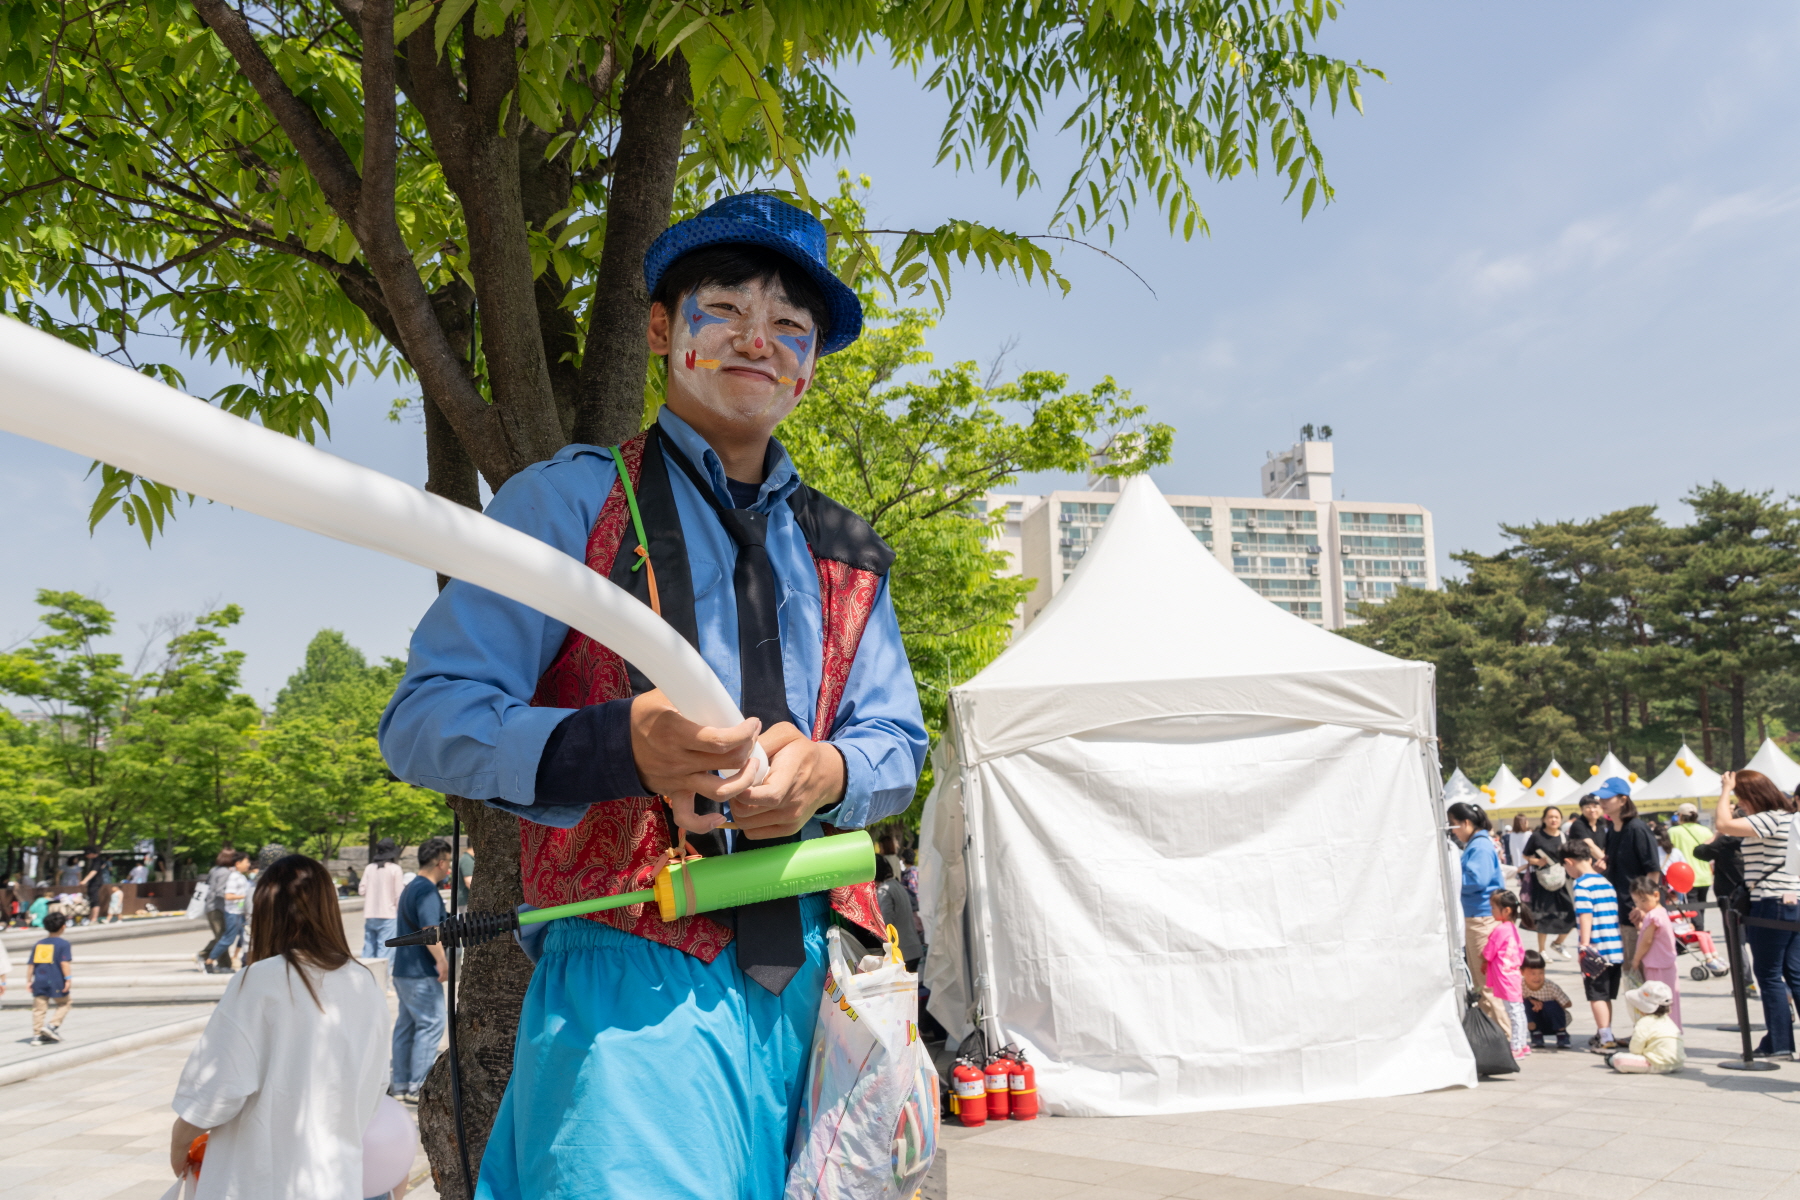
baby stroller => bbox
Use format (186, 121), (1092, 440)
(1670, 907), (1728, 981)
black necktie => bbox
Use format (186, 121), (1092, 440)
(659, 430), (808, 994)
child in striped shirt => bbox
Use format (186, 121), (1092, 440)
(1564, 841), (1625, 1053)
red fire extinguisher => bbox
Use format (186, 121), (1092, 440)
(1006, 1044), (1039, 1120)
(950, 1056), (987, 1127)
(984, 1049), (1014, 1121)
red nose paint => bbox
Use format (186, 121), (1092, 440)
(755, 337), (764, 349)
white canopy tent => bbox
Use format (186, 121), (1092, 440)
(1519, 759), (1580, 808)
(917, 477), (1474, 1117)
(1638, 744), (1723, 802)
(1482, 764), (1525, 809)
(1570, 752), (1643, 799)
(1744, 738), (1800, 793)
(1443, 767), (1481, 805)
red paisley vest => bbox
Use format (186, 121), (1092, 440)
(521, 431), (889, 961)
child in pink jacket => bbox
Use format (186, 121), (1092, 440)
(1484, 890), (1528, 1056)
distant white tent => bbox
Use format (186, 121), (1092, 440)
(1442, 767), (1480, 805)
(1570, 752), (1644, 798)
(1744, 738), (1800, 793)
(917, 476), (1473, 1118)
(1482, 764), (1525, 808)
(1638, 744), (1723, 802)
(1516, 759), (1580, 807)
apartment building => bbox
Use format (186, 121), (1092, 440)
(991, 438), (1435, 630)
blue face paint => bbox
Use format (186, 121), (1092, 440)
(775, 329), (814, 363)
(680, 293), (730, 339)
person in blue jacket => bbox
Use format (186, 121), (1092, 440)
(379, 194), (927, 1199)
(1448, 800), (1505, 1028)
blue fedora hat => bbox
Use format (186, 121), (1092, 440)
(642, 193), (862, 356)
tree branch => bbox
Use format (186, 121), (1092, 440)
(189, 0), (363, 217)
(573, 47), (691, 447)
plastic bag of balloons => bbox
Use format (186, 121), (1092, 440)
(785, 926), (940, 1200)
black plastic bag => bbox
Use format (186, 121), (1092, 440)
(1461, 995), (1518, 1077)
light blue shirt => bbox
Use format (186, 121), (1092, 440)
(1459, 830), (1502, 919)
(378, 408), (927, 832)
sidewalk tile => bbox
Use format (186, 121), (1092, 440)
(1391, 1176), (1515, 1200)
(1284, 1140), (1384, 1168)
(1357, 1148), (1465, 1177)
(1225, 1157), (1338, 1186)
(1109, 1164), (1219, 1195)
(1308, 1166), (1424, 1196)
(1172, 1176), (1296, 1199)
(1529, 1166), (1652, 1199)
(1159, 1148), (1266, 1176)
(1628, 1183), (1767, 1200)
(1435, 1156), (1552, 1188)
(1662, 1163), (1790, 1193)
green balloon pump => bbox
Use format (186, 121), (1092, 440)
(387, 830), (877, 950)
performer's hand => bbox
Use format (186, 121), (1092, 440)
(631, 690), (761, 832)
(731, 724), (846, 839)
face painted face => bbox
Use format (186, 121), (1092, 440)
(662, 278), (819, 432)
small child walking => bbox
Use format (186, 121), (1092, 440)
(28, 912), (73, 1045)
(1520, 950), (1573, 1050)
(1609, 982), (1685, 1073)
(1628, 875), (1681, 1029)
(1484, 890), (1528, 1057)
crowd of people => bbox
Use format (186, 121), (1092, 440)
(1448, 767), (1800, 1073)
(0, 848), (155, 929)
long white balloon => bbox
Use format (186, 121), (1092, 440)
(0, 316), (766, 777)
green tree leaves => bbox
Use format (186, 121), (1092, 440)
(0, 0), (1368, 535)
(0, 597), (444, 865)
(1342, 487), (1800, 781)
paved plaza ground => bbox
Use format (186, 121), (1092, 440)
(0, 924), (1789, 1199)
(944, 949), (1800, 1200)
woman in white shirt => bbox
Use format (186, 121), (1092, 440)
(1714, 769), (1800, 1061)
(170, 854), (391, 1199)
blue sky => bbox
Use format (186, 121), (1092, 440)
(4, 1), (1797, 704)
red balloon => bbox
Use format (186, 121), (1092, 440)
(1666, 861), (1696, 893)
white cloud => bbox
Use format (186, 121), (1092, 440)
(1691, 185), (1800, 232)
(1461, 215), (1635, 300)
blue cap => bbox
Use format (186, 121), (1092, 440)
(1591, 777), (1632, 800)
(642, 194), (862, 356)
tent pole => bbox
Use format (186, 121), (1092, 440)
(1421, 671), (1467, 1004)
(954, 695), (1004, 1055)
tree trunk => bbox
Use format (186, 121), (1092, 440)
(417, 796), (532, 1200)
(1618, 687), (1632, 773)
(1699, 686), (1714, 764)
(574, 48), (693, 447)
(1730, 672), (1747, 768)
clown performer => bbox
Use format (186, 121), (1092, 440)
(378, 193), (927, 1198)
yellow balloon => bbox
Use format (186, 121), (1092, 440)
(1551, 767), (1562, 777)
(1589, 765), (1600, 776)
(1682, 766), (1693, 776)
(1627, 773), (1638, 783)
(1676, 759), (1687, 770)
(1522, 777), (1533, 787)
(1536, 787), (1546, 796)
